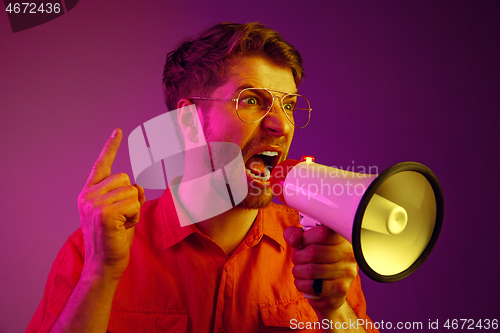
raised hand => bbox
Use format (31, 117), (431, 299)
(78, 128), (145, 281)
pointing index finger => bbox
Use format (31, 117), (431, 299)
(86, 128), (123, 186)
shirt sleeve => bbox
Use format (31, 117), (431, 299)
(25, 229), (85, 333)
(346, 273), (379, 333)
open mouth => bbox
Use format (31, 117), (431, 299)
(245, 150), (281, 183)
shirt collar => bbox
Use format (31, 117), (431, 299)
(159, 188), (285, 251)
(159, 187), (199, 249)
(246, 205), (286, 250)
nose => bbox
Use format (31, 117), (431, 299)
(261, 95), (293, 136)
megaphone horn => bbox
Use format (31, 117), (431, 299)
(270, 156), (444, 283)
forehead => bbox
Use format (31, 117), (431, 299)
(221, 56), (297, 95)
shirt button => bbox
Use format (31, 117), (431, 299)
(218, 329), (227, 333)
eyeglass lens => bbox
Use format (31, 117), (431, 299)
(237, 89), (310, 128)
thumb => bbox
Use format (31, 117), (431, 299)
(284, 226), (304, 249)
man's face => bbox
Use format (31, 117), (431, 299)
(199, 56), (297, 209)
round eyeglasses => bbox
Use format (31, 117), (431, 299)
(191, 87), (312, 128)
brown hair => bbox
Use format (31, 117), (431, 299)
(162, 22), (304, 111)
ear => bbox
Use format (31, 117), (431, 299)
(177, 99), (201, 143)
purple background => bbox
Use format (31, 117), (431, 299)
(1, 1), (499, 331)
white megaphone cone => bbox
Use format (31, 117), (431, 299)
(270, 156), (444, 284)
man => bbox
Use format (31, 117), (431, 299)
(27, 22), (377, 332)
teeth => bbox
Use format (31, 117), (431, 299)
(246, 167), (271, 182)
(258, 151), (278, 157)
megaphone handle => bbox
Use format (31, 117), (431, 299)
(298, 212), (323, 300)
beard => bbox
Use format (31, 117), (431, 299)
(205, 140), (287, 210)
(237, 183), (274, 209)
(200, 109), (291, 210)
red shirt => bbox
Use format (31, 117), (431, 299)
(27, 189), (378, 332)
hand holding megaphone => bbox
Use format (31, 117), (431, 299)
(283, 224), (359, 315)
(272, 156), (444, 284)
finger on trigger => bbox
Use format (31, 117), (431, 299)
(86, 128), (123, 186)
(301, 226), (345, 247)
(283, 226), (304, 249)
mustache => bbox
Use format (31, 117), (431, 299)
(241, 136), (289, 157)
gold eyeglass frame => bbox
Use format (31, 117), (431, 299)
(191, 87), (312, 129)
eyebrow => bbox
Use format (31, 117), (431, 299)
(235, 84), (299, 95)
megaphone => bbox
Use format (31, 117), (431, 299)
(270, 156), (444, 283)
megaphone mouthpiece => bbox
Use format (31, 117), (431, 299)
(363, 194), (408, 235)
